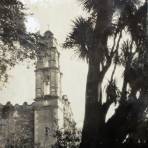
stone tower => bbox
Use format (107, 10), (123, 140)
(34, 31), (63, 148)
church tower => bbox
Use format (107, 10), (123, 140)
(34, 31), (63, 148)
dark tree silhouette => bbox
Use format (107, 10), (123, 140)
(64, 0), (147, 147)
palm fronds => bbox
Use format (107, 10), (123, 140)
(63, 17), (94, 60)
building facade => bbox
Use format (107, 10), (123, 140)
(0, 31), (74, 148)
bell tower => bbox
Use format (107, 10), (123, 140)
(34, 31), (63, 148)
(35, 31), (62, 98)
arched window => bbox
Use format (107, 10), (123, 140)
(36, 88), (41, 97)
(43, 81), (50, 95)
(43, 57), (49, 67)
(51, 50), (55, 61)
(45, 127), (48, 136)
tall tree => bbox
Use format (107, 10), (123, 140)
(64, 0), (142, 147)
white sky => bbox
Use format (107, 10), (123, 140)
(0, 0), (88, 127)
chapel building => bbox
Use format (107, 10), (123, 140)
(0, 31), (74, 148)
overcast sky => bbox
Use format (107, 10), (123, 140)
(0, 0), (88, 127)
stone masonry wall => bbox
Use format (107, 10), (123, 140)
(0, 102), (34, 148)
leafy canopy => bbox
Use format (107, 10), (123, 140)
(0, 0), (38, 85)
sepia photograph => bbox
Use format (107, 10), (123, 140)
(0, 0), (147, 147)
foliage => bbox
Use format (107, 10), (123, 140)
(64, 0), (147, 147)
(0, 0), (39, 85)
(53, 128), (81, 148)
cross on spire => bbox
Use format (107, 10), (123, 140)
(47, 24), (50, 30)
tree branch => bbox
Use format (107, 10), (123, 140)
(110, 30), (122, 58)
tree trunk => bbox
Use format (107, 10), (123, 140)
(80, 1), (114, 147)
(80, 60), (104, 148)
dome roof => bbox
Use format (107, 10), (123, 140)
(44, 30), (53, 38)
